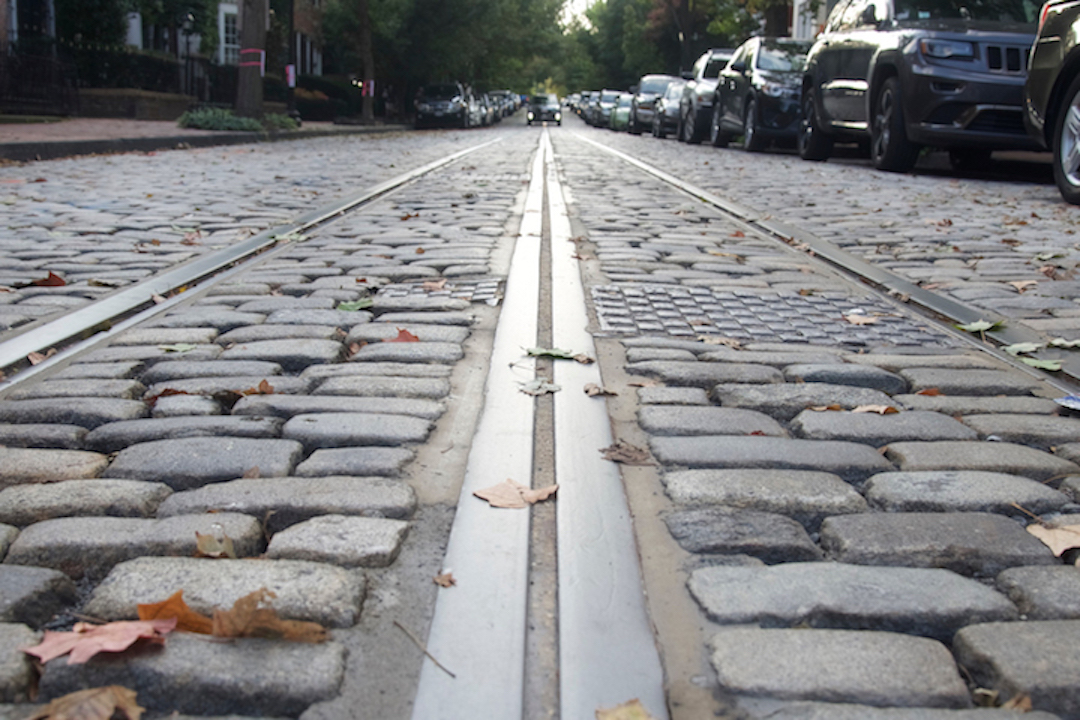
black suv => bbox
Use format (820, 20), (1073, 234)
(415, 82), (471, 129)
(799, 0), (1040, 172)
(1024, 0), (1080, 203)
(528, 94), (562, 125)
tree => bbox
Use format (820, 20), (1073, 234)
(55, 0), (127, 47)
(236, 0), (266, 117)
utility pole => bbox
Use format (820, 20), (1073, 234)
(236, 0), (267, 118)
(358, 0), (375, 122)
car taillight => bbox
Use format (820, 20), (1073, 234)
(1038, 0), (1052, 32)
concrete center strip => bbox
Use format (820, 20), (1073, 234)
(547, 131), (669, 719)
(409, 135), (543, 718)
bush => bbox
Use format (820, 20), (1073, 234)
(176, 107), (297, 132)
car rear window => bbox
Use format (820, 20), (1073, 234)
(639, 77), (672, 94)
(893, 0), (1038, 23)
(756, 44), (811, 72)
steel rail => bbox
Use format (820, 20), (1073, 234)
(573, 133), (1080, 395)
(0, 138), (503, 386)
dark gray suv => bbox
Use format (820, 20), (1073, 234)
(799, 0), (1040, 172)
(1024, 0), (1080, 203)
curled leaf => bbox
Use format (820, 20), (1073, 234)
(843, 314), (879, 326)
(956, 319), (1003, 333)
(519, 378), (561, 396)
(211, 588), (327, 643)
(596, 699), (659, 720)
(1021, 358), (1062, 371)
(851, 405), (900, 415)
(137, 591), (213, 634)
(600, 440), (654, 465)
(158, 343), (198, 353)
(433, 572), (456, 588)
(23, 619), (176, 665)
(194, 527), (237, 559)
(27, 685), (144, 720)
(337, 298), (373, 311)
(584, 383), (617, 397)
(1002, 342), (1044, 355)
(1050, 337), (1080, 349)
(1027, 523), (1080, 556)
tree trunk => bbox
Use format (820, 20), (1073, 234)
(763, 3), (791, 36)
(237, 0), (267, 118)
(358, 0), (374, 121)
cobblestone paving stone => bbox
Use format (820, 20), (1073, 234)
(0, 132), (529, 717)
(555, 128), (1080, 719)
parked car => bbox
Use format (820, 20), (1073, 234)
(629, 74), (679, 135)
(711, 37), (812, 150)
(611, 93), (634, 130)
(415, 82), (471, 128)
(678, 48), (735, 143)
(652, 79), (686, 138)
(799, 0), (1040, 172)
(1024, 0), (1080, 203)
(583, 91), (602, 124)
(596, 89), (621, 127)
(528, 93), (562, 125)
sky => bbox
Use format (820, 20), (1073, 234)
(561, 0), (595, 26)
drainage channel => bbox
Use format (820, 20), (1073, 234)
(411, 130), (667, 718)
(0, 138), (502, 391)
(573, 133), (1080, 396)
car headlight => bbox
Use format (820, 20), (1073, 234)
(920, 39), (975, 59)
(528, 111), (535, 120)
(555, 112), (562, 120)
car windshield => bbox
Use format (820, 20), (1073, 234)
(600, 91), (620, 103)
(618, 95), (633, 107)
(664, 82), (686, 99)
(639, 77), (673, 94)
(531, 94), (559, 108)
(893, 0), (1038, 23)
(422, 84), (461, 99)
(756, 43), (811, 72)
(704, 57), (730, 78)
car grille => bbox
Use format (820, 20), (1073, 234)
(983, 44), (1027, 74)
(965, 108), (1026, 134)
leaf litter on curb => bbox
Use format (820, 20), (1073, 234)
(22, 618), (176, 665)
(584, 383), (617, 397)
(474, 479), (558, 509)
(433, 571), (456, 588)
(27, 685), (144, 720)
(600, 440), (655, 466)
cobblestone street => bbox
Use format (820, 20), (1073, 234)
(0, 114), (1077, 720)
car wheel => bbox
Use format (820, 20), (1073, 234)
(798, 84), (833, 161)
(677, 110), (688, 142)
(743, 97), (765, 152)
(710, 102), (730, 147)
(948, 148), (993, 172)
(1052, 73), (1080, 205)
(629, 110), (642, 135)
(653, 114), (666, 139)
(871, 76), (919, 173)
(684, 105), (703, 144)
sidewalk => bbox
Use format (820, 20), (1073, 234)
(0, 118), (409, 163)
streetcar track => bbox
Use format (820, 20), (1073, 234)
(0, 138), (503, 389)
(572, 132), (1080, 396)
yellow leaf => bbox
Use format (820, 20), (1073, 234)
(596, 699), (659, 720)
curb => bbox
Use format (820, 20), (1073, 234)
(0, 123), (411, 163)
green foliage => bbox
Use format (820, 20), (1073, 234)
(56, 0), (128, 47)
(177, 107), (297, 131)
(126, 0), (221, 54)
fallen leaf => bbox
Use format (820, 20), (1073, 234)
(337, 298), (373, 311)
(23, 619), (176, 664)
(242, 466), (261, 479)
(916, 388), (942, 396)
(600, 440), (654, 466)
(137, 591), (213, 634)
(415, 247), (426, 254)
(809, 404), (844, 412)
(584, 383), (617, 397)
(1008, 280), (1039, 293)
(698, 336), (742, 348)
(527, 347), (578, 360)
(1026, 523), (1080, 556)
(852, 405), (899, 414)
(1001, 238), (1022, 246)
(574, 353), (595, 364)
(1022, 358), (1062, 371)
(1002, 342), (1044, 355)
(1036, 251), (1065, 261)
(843, 314), (879, 325)
(194, 529), (237, 559)
(31, 271), (66, 287)
(936, 218), (953, 227)
(422, 279), (448, 291)
(158, 343), (198, 353)
(211, 588), (327, 643)
(627, 378), (662, 388)
(956, 319), (1003, 333)
(88, 278), (123, 288)
(1001, 694), (1033, 711)
(730, 230), (745, 238)
(151, 294), (166, 304)
(387, 328), (420, 343)
(596, 698), (658, 720)
(1050, 337), (1080, 349)
(798, 288), (815, 296)
(27, 348), (56, 365)
(1039, 265), (1058, 279)
(400, 212), (419, 220)
(519, 378), (561, 396)
(474, 479), (558, 508)
(27, 685), (144, 720)
(237, 379), (275, 396)
(433, 572), (456, 588)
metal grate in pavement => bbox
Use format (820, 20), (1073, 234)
(378, 279), (504, 305)
(591, 284), (958, 347)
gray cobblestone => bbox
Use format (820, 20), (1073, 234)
(898, 369), (1044, 396)
(0, 624), (39, 702)
(105, 437), (304, 488)
(665, 507), (823, 562)
(996, 566), (1080, 620)
(0, 566), (76, 628)
(219, 339), (345, 370)
(266, 515), (409, 567)
(0, 424), (86, 449)
(84, 416), (284, 453)
(628, 360), (783, 387)
(714, 383), (897, 421)
(864, 471), (1070, 515)
(960, 414), (1080, 449)
(639, 405), (786, 436)
(883, 442), (1080, 483)
(783, 364), (908, 394)
(0, 398), (148, 429)
(139, 360), (283, 384)
(790, 410), (976, 446)
(0, 479), (171, 526)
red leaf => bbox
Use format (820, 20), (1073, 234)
(387, 328), (420, 343)
(23, 619), (176, 664)
(31, 272), (66, 287)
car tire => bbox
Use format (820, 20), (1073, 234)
(798, 84), (833, 161)
(653, 114), (666, 139)
(684, 105), (703, 144)
(1052, 73), (1080, 205)
(871, 76), (919, 172)
(629, 110), (642, 135)
(743, 97), (766, 152)
(710, 102), (730, 147)
(677, 110), (688, 142)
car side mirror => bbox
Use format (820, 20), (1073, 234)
(730, 61), (747, 74)
(860, 5), (879, 24)
(681, 71), (693, 80)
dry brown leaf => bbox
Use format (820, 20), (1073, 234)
(730, 230), (746, 238)
(31, 271), (67, 287)
(843, 314), (879, 325)
(916, 388), (942, 396)
(809, 404), (843, 412)
(698, 336), (742, 348)
(151, 294), (166, 304)
(433, 572), (456, 588)
(1026, 523), (1080, 557)
(27, 685), (144, 720)
(595, 699), (658, 720)
(27, 348), (57, 365)
(211, 588), (327, 643)
(387, 328), (420, 343)
(422, 278), (448, 291)
(241, 466), (261, 479)
(1001, 694), (1033, 711)
(23, 619), (176, 665)
(194, 530), (237, 559)
(137, 591), (213, 634)
(574, 353), (595, 364)
(852, 405), (899, 415)
(1040, 265), (1058, 279)
(600, 440), (654, 466)
(627, 379), (662, 388)
(473, 479), (558, 508)
(584, 383), (617, 397)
